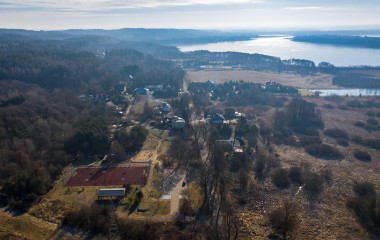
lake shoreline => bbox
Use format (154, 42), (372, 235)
(178, 36), (380, 67)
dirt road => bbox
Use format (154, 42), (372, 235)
(168, 173), (186, 215)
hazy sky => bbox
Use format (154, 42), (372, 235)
(1, 0), (379, 30)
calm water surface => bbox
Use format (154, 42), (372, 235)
(310, 88), (380, 96)
(179, 36), (380, 67)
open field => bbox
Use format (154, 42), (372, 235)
(239, 96), (380, 239)
(0, 208), (57, 240)
(186, 70), (336, 89)
(129, 132), (161, 163)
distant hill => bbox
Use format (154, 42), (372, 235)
(0, 28), (255, 45)
(293, 35), (380, 49)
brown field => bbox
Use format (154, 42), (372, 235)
(0, 208), (56, 240)
(239, 96), (380, 239)
(186, 70), (336, 89)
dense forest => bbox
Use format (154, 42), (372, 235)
(333, 70), (380, 88)
(293, 35), (380, 49)
(0, 82), (92, 210)
(0, 38), (184, 93)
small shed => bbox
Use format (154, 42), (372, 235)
(98, 188), (126, 200)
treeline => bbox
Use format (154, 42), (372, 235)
(333, 71), (380, 88)
(0, 37), (184, 94)
(293, 35), (380, 49)
(182, 51), (321, 74)
(0, 28), (256, 46)
(63, 204), (189, 239)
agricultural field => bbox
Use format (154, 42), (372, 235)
(186, 70), (336, 89)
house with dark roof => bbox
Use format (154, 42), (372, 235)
(161, 102), (172, 114)
(210, 113), (225, 125)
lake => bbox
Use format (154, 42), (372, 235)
(178, 36), (380, 67)
(310, 88), (380, 96)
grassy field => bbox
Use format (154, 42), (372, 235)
(186, 70), (336, 89)
(0, 208), (57, 240)
(238, 96), (380, 239)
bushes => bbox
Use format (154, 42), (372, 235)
(118, 219), (184, 239)
(323, 128), (348, 139)
(351, 135), (362, 144)
(322, 104), (334, 109)
(63, 205), (110, 234)
(286, 99), (324, 131)
(114, 125), (148, 152)
(355, 119), (380, 132)
(299, 136), (322, 147)
(254, 158), (265, 180)
(367, 118), (379, 126)
(347, 182), (380, 233)
(354, 149), (372, 162)
(269, 199), (300, 239)
(271, 166), (330, 193)
(354, 121), (366, 128)
(305, 144), (344, 160)
(367, 111), (376, 117)
(336, 138), (349, 147)
(304, 172), (324, 194)
(1, 169), (50, 211)
(288, 167), (303, 184)
(353, 182), (376, 198)
(362, 138), (380, 150)
(325, 95), (344, 103)
(272, 169), (291, 188)
(298, 127), (320, 136)
(347, 100), (363, 108)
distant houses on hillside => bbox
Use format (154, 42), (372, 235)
(133, 88), (149, 95)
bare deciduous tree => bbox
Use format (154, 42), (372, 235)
(269, 198), (300, 239)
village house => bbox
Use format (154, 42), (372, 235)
(210, 113), (226, 125)
(161, 102), (172, 114)
(133, 88), (149, 95)
(172, 117), (186, 129)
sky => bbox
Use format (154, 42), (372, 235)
(0, 0), (380, 30)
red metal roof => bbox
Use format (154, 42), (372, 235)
(65, 166), (149, 187)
